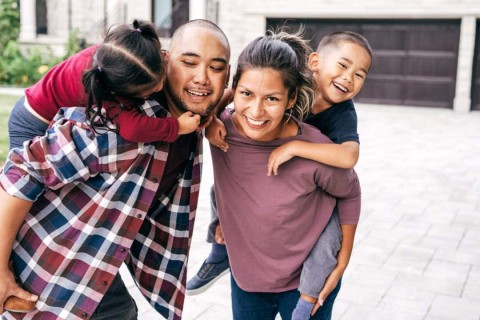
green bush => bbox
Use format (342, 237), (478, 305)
(0, 0), (86, 86)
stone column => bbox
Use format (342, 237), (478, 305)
(453, 15), (476, 112)
(19, 0), (36, 41)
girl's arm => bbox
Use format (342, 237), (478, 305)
(0, 188), (38, 314)
(112, 108), (201, 143)
(268, 140), (359, 176)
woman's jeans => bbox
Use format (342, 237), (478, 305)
(231, 275), (342, 320)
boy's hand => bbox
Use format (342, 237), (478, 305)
(268, 142), (296, 176)
(311, 267), (343, 316)
(0, 265), (38, 314)
(177, 111), (201, 135)
(214, 224), (225, 244)
(206, 116), (228, 152)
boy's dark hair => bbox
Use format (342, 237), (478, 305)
(317, 31), (373, 60)
(82, 19), (165, 130)
(232, 29), (314, 121)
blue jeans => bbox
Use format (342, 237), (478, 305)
(8, 96), (49, 149)
(231, 275), (341, 320)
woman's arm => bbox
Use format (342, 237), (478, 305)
(268, 141), (359, 176)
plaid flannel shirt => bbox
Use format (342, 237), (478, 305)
(0, 100), (202, 320)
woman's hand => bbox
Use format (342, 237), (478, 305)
(0, 264), (38, 314)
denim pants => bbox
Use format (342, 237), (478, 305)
(8, 96), (49, 149)
(90, 273), (138, 320)
(231, 275), (341, 320)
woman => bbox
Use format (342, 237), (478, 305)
(210, 31), (361, 320)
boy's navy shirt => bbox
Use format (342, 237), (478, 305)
(305, 99), (360, 144)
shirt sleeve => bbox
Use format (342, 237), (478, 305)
(0, 114), (102, 201)
(314, 167), (361, 225)
(111, 107), (179, 143)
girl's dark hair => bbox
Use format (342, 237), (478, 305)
(82, 19), (165, 130)
(232, 29), (314, 120)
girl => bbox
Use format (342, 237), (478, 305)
(209, 31), (361, 320)
(8, 19), (200, 150)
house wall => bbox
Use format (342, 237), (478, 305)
(208, 0), (480, 111)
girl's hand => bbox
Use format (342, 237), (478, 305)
(267, 142), (296, 176)
(206, 116), (228, 152)
(177, 112), (201, 135)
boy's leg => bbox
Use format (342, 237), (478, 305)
(230, 275), (277, 320)
(90, 272), (138, 320)
(299, 208), (342, 297)
(186, 185), (230, 295)
(293, 208), (342, 319)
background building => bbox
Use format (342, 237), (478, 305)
(18, 0), (480, 112)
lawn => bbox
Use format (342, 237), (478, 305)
(0, 94), (21, 163)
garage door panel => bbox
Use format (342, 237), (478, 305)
(405, 56), (457, 77)
(405, 80), (454, 108)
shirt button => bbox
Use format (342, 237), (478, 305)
(82, 312), (88, 317)
(152, 177), (158, 183)
(137, 214), (142, 218)
(102, 280), (108, 286)
(120, 248), (126, 253)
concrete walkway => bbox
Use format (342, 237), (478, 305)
(121, 103), (480, 319)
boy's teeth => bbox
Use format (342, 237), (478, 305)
(334, 83), (347, 92)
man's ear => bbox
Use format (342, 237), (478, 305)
(308, 52), (320, 70)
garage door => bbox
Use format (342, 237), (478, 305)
(471, 21), (480, 111)
(267, 19), (460, 109)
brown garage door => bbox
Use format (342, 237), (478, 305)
(471, 21), (480, 111)
(267, 19), (460, 109)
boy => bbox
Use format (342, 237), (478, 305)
(187, 30), (372, 320)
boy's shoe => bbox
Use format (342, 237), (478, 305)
(186, 257), (230, 295)
(4, 296), (36, 313)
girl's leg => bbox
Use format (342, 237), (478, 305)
(230, 275), (277, 320)
(277, 289), (301, 320)
(8, 96), (49, 150)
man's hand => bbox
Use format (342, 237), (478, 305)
(0, 265), (38, 314)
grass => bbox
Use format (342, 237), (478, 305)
(0, 94), (21, 163)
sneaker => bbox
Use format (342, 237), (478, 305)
(186, 257), (230, 295)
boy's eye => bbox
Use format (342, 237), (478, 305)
(338, 62), (347, 69)
(355, 73), (365, 79)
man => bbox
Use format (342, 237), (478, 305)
(0, 19), (230, 320)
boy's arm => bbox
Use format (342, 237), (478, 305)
(205, 88), (234, 151)
(268, 140), (359, 176)
(0, 188), (38, 314)
(312, 224), (356, 315)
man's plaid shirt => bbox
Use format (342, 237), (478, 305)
(0, 100), (202, 320)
